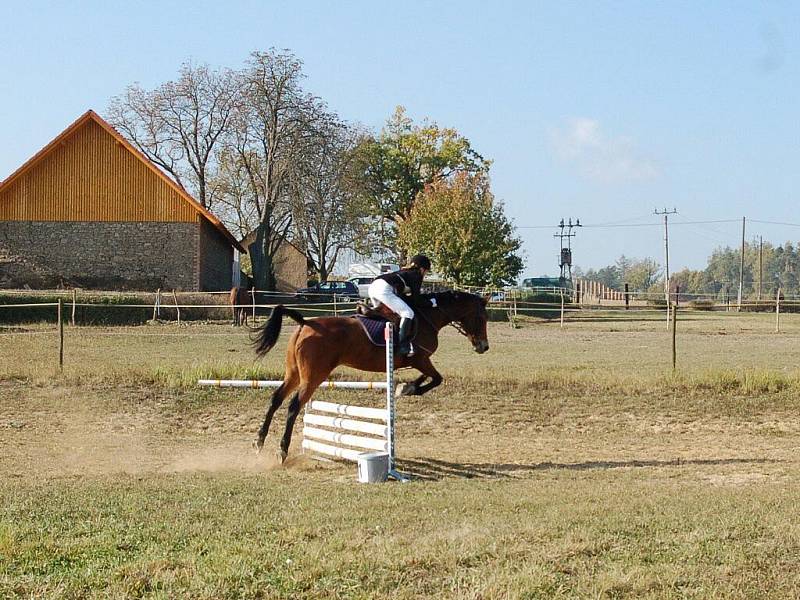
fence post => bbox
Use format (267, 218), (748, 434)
(624, 283), (629, 310)
(58, 299), (64, 370)
(71, 289), (77, 326)
(671, 302), (677, 370)
(251, 288), (257, 322)
(776, 287), (781, 333)
(333, 293), (338, 317)
(172, 290), (180, 325)
(560, 290), (565, 328)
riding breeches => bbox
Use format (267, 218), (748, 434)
(368, 278), (415, 319)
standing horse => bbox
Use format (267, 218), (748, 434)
(230, 287), (250, 326)
(251, 290), (489, 460)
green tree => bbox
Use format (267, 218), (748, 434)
(625, 258), (662, 292)
(397, 173), (523, 287)
(354, 107), (490, 258)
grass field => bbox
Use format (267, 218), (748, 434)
(2, 311), (800, 598)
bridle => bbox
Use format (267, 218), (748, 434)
(419, 297), (473, 339)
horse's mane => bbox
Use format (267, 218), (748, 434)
(420, 290), (480, 307)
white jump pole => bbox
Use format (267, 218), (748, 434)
(385, 322), (408, 482)
(198, 379), (387, 390)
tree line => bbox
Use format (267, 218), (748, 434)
(576, 240), (800, 299)
(108, 49), (523, 290)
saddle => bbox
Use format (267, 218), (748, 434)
(353, 302), (417, 347)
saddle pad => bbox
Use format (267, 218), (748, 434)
(354, 315), (395, 347)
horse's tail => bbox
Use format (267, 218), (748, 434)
(251, 305), (306, 357)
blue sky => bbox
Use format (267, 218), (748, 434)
(1, 1), (798, 277)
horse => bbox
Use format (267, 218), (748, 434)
(229, 286), (250, 326)
(251, 290), (490, 460)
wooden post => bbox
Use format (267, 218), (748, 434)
(560, 290), (565, 328)
(58, 299), (64, 370)
(333, 293), (338, 317)
(776, 287), (781, 333)
(153, 289), (159, 321)
(671, 302), (677, 371)
(251, 288), (257, 322)
(624, 283), (629, 310)
(71, 289), (77, 326)
(172, 290), (180, 325)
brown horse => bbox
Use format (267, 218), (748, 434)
(229, 287), (250, 326)
(251, 290), (490, 460)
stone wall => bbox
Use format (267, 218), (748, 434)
(198, 219), (233, 292)
(0, 221), (199, 290)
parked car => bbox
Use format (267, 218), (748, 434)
(348, 276), (374, 299)
(296, 280), (360, 302)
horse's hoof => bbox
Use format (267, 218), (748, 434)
(253, 439), (264, 454)
(396, 382), (416, 397)
(278, 449), (288, 464)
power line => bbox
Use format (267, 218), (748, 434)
(750, 219), (800, 227)
(516, 218), (740, 229)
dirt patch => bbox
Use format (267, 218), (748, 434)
(1, 381), (799, 485)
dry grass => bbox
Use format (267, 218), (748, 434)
(1, 313), (800, 597)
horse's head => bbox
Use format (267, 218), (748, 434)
(434, 291), (490, 354)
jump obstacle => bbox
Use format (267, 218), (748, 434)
(198, 322), (406, 481)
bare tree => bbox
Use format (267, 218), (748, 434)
(107, 62), (238, 209)
(290, 119), (366, 281)
(214, 49), (324, 290)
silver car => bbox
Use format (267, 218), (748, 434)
(348, 277), (374, 299)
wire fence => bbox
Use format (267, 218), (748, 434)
(3, 288), (797, 376)
(2, 285), (799, 323)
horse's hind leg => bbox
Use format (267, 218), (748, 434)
(254, 369), (299, 453)
(278, 378), (326, 461)
(278, 352), (337, 461)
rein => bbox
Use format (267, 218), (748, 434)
(418, 299), (469, 339)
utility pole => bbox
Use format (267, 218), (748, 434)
(737, 217), (746, 310)
(554, 218), (581, 281)
(654, 208), (678, 302)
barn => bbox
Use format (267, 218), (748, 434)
(0, 110), (244, 291)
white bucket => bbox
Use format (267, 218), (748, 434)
(356, 452), (389, 483)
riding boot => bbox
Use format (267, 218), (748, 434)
(397, 317), (414, 357)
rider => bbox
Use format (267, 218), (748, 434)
(368, 254), (432, 357)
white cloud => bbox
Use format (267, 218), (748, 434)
(550, 117), (659, 184)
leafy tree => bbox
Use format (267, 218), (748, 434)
(623, 258), (662, 292)
(354, 107), (490, 259)
(578, 265), (621, 289)
(397, 173), (523, 286)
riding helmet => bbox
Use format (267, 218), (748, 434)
(410, 254), (432, 270)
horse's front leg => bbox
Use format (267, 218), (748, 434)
(397, 356), (443, 396)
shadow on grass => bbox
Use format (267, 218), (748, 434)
(399, 456), (784, 481)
